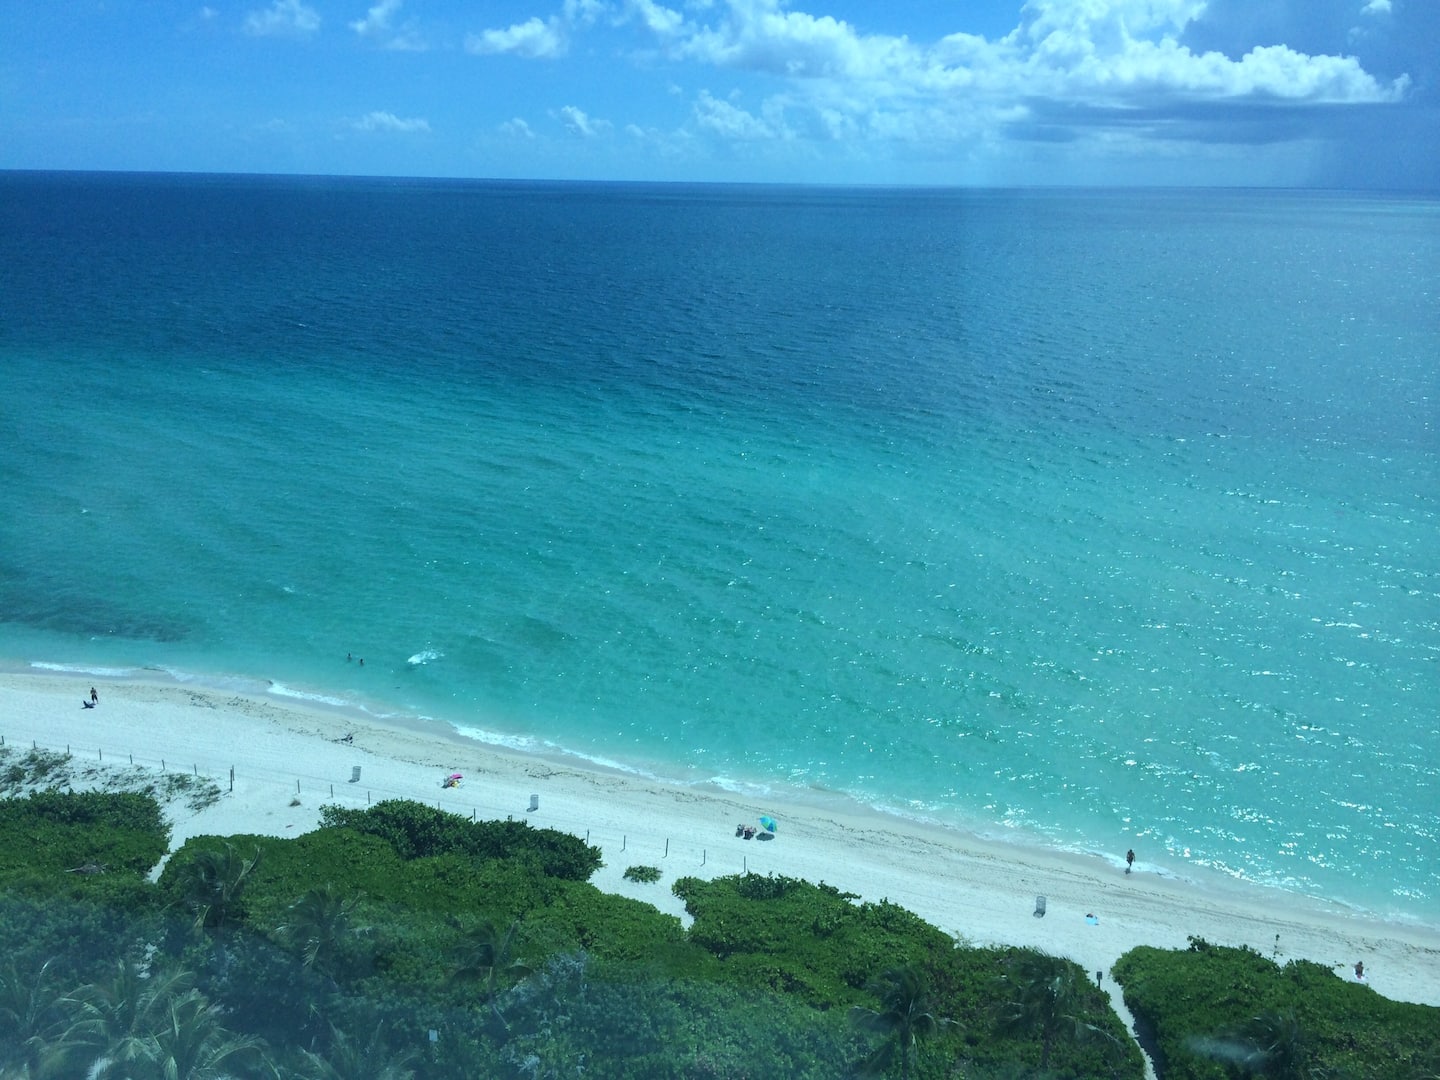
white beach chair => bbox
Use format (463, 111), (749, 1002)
(1034, 895), (1046, 918)
(528, 793), (539, 812)
(349, 766), (361, 784)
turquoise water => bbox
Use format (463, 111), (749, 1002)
(1, 174), (1436, 918)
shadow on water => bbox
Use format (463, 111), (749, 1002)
(0, 573), (190, 644)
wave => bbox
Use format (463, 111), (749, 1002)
(266, 682), (351, 708)
(407, 649), (443, 666)
(30, 662), (138, 677)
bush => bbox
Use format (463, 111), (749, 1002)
(0, 790), (170, 881)
(1113, 939), (1440, 1080)
(319, 800), (602, 880)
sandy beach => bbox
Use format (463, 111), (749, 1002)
(4, 669), (1438, 1023)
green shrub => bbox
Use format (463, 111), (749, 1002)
(622, 865), (661, 883)
(1113, 939), (1440, 1080)
(673, 874), (943, 1005)
(0, 790), (170, 881)
(318, 799), (602, 880)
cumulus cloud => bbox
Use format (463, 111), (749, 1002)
(556, 105), (611, 137)
(679, 0), (910, 80)
(467, 0), (604, 59)
(351, 110), (431, 133)
(692, 90), (783, 140)
(500, 118), (536, 138)
(473, 0), (1415, 171)
(624, 0), (687, 39)
(243, 0), (320, 38)
(350, 0), (425, 50)
(659, 0), (1404, 105)
(467, 16), (568, 58)
(1002, 0), (1404, 104)
(647, 0), (1409, 165)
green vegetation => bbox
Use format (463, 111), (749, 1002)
(0, 788), (170, 890)
(850, 965), (956, 1079)
(317, 799), (601, 881)
(1112, 937), (1440, 1079)
(5, 787), (1432, 1078)
(622, 865), (662, 883)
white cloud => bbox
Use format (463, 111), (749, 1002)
(467, 0), (1412, 170)
(351, 110), (431, 133)
(350, 0), (425, 50)
(1000, 0), (1405, 104)
(624, 0), (687, 39)
(563, 0), (606, 27)
(467, 0), (605, 59)
(466, 16), (568, 58)
(500, 118), (536, 138)
(627, 0), (1408, 157)
(680, 0), (907, 80)
(556, 105), (611, 137)
(243, 0), (320, 38)
(692, 89), (782, 140)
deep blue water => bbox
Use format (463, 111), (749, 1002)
(1, 172), (1436, 919)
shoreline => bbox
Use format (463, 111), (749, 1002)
(12, 657), (1425, 924)
(3, 666), (1438, 1011)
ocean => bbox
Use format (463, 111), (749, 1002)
(1, 172), (1435, 922)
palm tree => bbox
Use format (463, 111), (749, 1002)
(993, 951), (1114, 1072)
(1191, 1009), (1317, 1080)
(292, 1023), (417, 1080)
(58, 960), (196, 1078)
(848, 965), (955, 1079)
(174, 844), (263, 933)
(0, 959), (70, 1079)
(450, 919), (533, 1028)
(273, 885), (365, 979)
(143, 988), (267, 1080)
(1247, 1009), (1315, 1079)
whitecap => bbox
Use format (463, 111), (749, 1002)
(267, 682), (349, 708)
(30, 662), (137, 677)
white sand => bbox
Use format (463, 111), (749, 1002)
(5, 671), (1437, 1020)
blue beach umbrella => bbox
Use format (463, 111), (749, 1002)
(759, 815), (777, 834)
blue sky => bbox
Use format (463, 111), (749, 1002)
(2, 0), (1435, 187)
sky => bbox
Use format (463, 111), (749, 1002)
(1, 0), (1436, 188)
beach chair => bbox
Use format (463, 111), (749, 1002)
(349, 766), (361, 784)
(528, 794), (539, 812)
(1034, 895), (1046, 918)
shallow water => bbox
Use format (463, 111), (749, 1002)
(1, 174), (1436, 919)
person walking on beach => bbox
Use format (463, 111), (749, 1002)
(1125, 849), (1135, 874)
(90, 687), (98, 705)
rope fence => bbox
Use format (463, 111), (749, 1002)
(2, 733), (784, 882)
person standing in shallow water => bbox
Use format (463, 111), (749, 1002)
(1126, 849), (1135, 874)
(90, 687), (98, 705)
